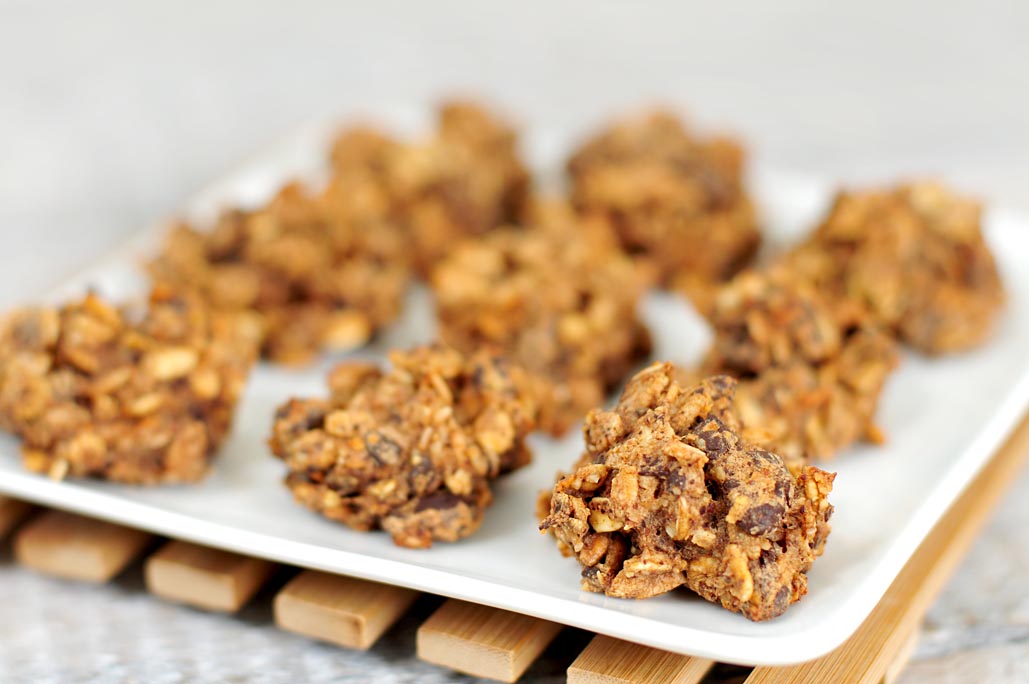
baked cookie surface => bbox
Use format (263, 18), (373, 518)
(270, 344), (536, 548)
(541, 364), (834, 621)
(0, 287), (259, 484)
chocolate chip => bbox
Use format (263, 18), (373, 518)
(700, 429), (726, 456)
(294, 404), (327, 431)
(364, 431), (402, 465)
(751, 448), (779, 464)
(665, 468), (686, 493)
(737, 502), (784, 536)
(414, 490), (464, 512)
(773, 585), (792, 616)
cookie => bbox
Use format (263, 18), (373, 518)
(269, 344), (536, 548)
(541, 364), (834, 621)
(0, 287), (259, 483)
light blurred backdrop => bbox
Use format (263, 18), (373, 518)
(2, 0), (1029, 304)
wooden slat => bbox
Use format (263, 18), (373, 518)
(13, 510), (152, 583)
(745, 412), (1029, 684)
(567, 634), (713, 684)
(0, 496), (33, 540)
(882, 628), (920, 684)
(274, 570), (418, 650)
(417, 599), (563, 682)
(144, 540), (275, 612)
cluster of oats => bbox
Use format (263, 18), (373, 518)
(782, 182), (1005, 355)
(329, 101), (530, 276)
(566, 110), (760, 307)
(541, 366), (834, 621)
(432, 201), (652, 436)
(269, 344), (536, 548)
(699, 269), (899, 465)
(150, 180), (411, 366)
(0, 288), (259, 484)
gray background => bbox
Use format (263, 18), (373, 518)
(1, 1), (1028, 681)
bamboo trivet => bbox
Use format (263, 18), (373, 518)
(417, 599), (563, 682)
(145, 539), (275, 612)
(273, 570), (419, 650)
(566, 635), (713, 684)
(882, 628), (920, 684)
(13, 509), (152, 582)
(0, 495), (32, 540)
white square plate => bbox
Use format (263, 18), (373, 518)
(2, 113), (1028, 666)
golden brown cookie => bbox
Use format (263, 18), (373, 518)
(541, 365), (834, 621)
(432, 214), (651, 436)
(567, 110), (759, 300)
(783, 182), (1004, 355)
(150, 181), (411, 365)
(330, 100), (530, 275)
(701, 269), (899, 464)
(0, 287), (259, 484)
(269, 344), (536, 548)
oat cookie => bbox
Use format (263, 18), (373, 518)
(150, 181), (411, 365)
(432, 214), (651, 436)
(541, 365), (834, 621)
(0, 287), (259, 484)
(567, 110), (759, 301)
(269, 344), (536, 548)
(701, 269), (899, 464)
(330, 100), (530, 275)
(783, 182), (1004, 354)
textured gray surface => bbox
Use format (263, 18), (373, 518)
(2, 1), (1029, 681)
